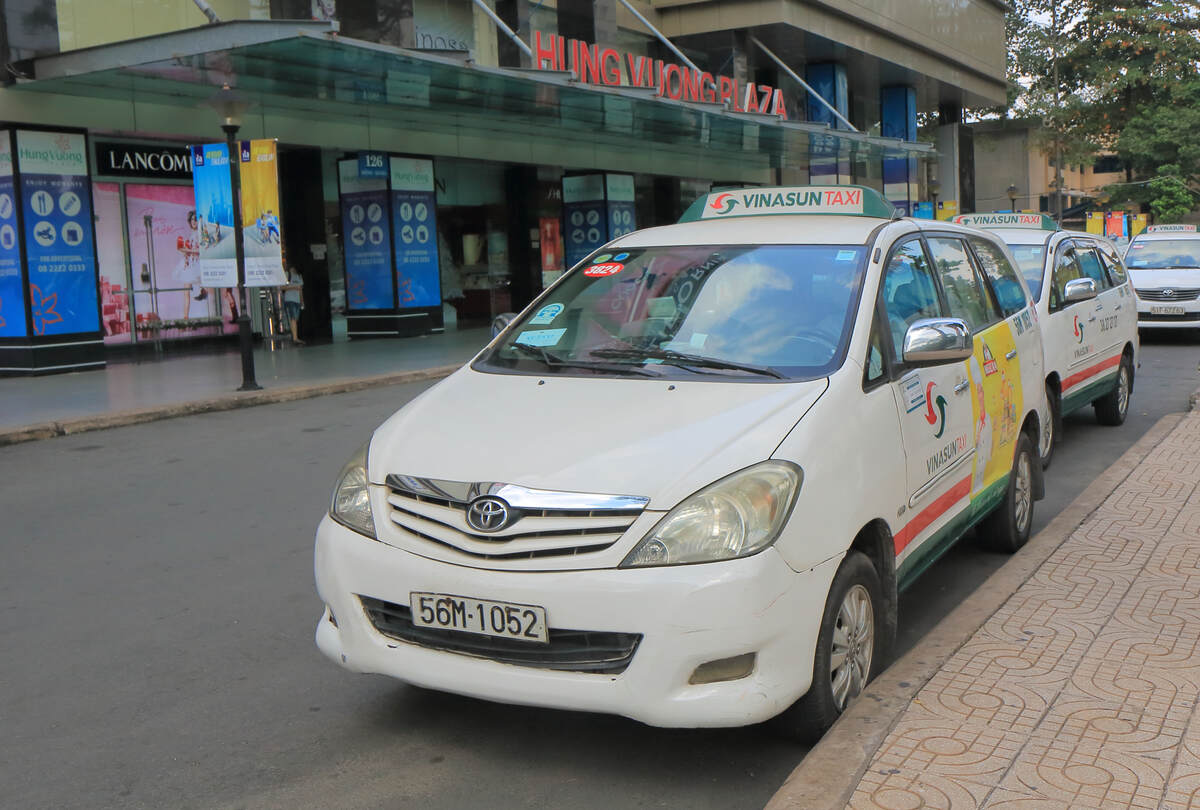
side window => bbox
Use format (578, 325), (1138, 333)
(970, 238), (1029, 316)
(864, 317), (886, 388)
(881, 239), (942, 363)
(1049, 248), (1084, 311)
(1097, 244), (1128, 284)
(1076, 247), (1111, 290)
(927, 236), (995, 332)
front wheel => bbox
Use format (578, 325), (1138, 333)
(1094, 355), (1133, 426)
(1040, 383), (1059, 470)
(770, 552), (885, 743)
(979, 431), (1035, 553)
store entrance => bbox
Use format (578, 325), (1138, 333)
(277, 146), (331, 343)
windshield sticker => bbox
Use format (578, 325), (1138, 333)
(901, 371), (925, 413)
(690, 333), (707, 347)
(1130, 244), (1145, 249)
(647, 296), (677, 318)
(592, 254), (612, 263)
(529, 303), (564, 325)
(515, 328), (565, 347)
(1030, 248), (1042, 255)
(613, 252), (630, 261)
(835, 250), (857, 262)
(584, 262), (624, 277)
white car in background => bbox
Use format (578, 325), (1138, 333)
(1123, 224), (1200, 333)
(954, 213), (1140, 468)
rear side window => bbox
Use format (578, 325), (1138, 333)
(927, 236), (997, 332)
(1049, 248), (1084, 311)
(1076, 248), (1111, 290)
(970, 238), (1029, 316)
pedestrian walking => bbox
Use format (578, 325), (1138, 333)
(283, 266), (304, 345)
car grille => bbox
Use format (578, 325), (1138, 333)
(1140, 311), (1200, 322)
(383, 475), (648, 561)
(1137, 287), (1200, 302)
(359, 596), (642, 674)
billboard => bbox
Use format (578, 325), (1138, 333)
(390, 156), (441, 308)
(0, 131), (24, 337)
(339, 158), (393, 309)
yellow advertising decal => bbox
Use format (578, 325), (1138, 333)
(967, 320), (1022, 496)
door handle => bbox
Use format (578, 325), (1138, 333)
(1114, 304), (1123, 311)
(1095, 302), (1104, 311)
(1006, 349), (1017, 360)
(954, 380), (970, 394)
(1088, 315), (1098, 322)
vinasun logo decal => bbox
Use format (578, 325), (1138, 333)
(708, 193), (738, 216)
(924, 381), (948, 439)
(1073, 314), (1085, 343)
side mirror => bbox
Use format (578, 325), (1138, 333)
(903, 318), (973, 365)
(1063, 277), (1098, 304)
(491, 312), (518, 337)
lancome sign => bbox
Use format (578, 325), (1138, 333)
(96, 142), (193, 180)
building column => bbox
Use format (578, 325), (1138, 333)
(806, 63), (849, 184)
(881, 86), (917, 214)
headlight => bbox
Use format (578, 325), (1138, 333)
(330, 443), (376, 539)
(621, 461), (801, 568)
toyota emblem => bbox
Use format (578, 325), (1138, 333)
(466, 496), (511, 532)
(1163, 289), (1175, 297)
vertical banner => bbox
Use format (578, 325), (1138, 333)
(606, 174), (636, 239)
(338, 158), (393, 309)
(1105, 212), (1125, 239)
(389, 156), (441, 307)
(191, 142), (237, 288)
(0, 131), (25, 337)
(238, 139), (286, 287)
(1132, 214), (1148, 237)
(1086, 211), (1104, 235)
(562, 174), (607, 268)
(16, 130), (100, 336)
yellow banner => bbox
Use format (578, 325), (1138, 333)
(1132, 214), (1148, 237)
(1086, 211), (1103, 234)
(936, 200), (957, 221)
(237, 139), (286, 287)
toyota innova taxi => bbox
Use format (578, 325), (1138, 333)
(953, 213), (1139, 467)
(1123, 224), (1200, 333)
(315, 186), (1047, 741)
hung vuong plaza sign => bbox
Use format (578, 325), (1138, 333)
(533, 32), (790, 119)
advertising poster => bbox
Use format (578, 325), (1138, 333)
(237, 139), (286, 287)
(1106, 212), (1126, 239)
(605, 174), (636, 240)
(390, 156), (441, 308)
(126, 183), (237, 339)
(339, 159), (393, 309)
(16, 130), (100, 336)
(1086, 211), (1104, 235)
(191, 140), (286, 288)
(92, 181), (132, 343)
(0, 131), (25, 337)
(563, 174), (607, 268)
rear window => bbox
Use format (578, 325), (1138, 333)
(1007, 245), (1048, 300)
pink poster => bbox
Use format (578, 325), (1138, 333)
(93, 182), (132, 344)
(125, 183), (238, 339)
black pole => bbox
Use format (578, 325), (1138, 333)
(223, 124), (260, 391)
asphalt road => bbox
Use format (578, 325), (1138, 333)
(2, 336), (1195, 810)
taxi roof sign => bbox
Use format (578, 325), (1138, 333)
(679, 185), (896, 223)
(952, 212), (1058, 231)
(1145, 224), (1197, 233)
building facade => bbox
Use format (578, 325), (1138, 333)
(0, 0), (1006, 374)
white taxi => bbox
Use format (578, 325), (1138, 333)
(315, 186), (1047, 741)
(1123, 224), (1200, 332)
(953, 213), (1140, 467)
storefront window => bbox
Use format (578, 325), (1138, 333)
(93, 182), (132, 344)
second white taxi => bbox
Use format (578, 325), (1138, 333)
(1123, 224), (1200, 334)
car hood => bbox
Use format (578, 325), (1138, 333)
(1129, 267), (1200, 289)
(368, 367), (827, 508)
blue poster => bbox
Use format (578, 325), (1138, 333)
(563, 174), (607, 268)
(191, 143), (237, 287)
(16, 130), (99, 336)
(339, 159), (393, 310)
(606, 174), (636, 240)
(390, 156), (441, 308)
(0, 132), (26, 337)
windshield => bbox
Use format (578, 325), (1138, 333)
(1008, 244), (1048, 299)
(1125, 239), (1200, 269)
(477, 244), (868, 381)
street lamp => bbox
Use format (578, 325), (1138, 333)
(205, 84), (260, 392)
(1006, 183), (1018, 211)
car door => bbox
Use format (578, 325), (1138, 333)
(925, 235), (1024, 508)
(1074, 241), (1124, 386)
(879, 237), (974, 568)
(1095, 240), (1139, 361)
(1047, 242), (1106, 412)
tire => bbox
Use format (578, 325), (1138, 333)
(979, 431), (1035, 553)
(1040, 383), (1059, 470)
(770, 551), (886, 743)
(1094, 355), (1133, 426)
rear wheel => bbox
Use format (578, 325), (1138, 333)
(1040, 383), (1059, 470)
(1094, 355), (1132, 426)
(979, 432), (1035, 553)
(770, 552), (885, 743)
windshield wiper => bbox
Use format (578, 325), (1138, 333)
(508, 342), (655, 376)
(590, 347), (786, 379)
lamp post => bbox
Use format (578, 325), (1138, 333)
(1006, 183), (1018, 212)
(929, 178), (941, 218)
(206, 85), (260, 391)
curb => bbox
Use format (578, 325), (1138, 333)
(0, 364), (461, 448)
(764, 407), (1190, 810)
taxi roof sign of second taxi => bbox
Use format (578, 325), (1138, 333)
(679, 185), (896, 223)
(952, 212), (1058, 231)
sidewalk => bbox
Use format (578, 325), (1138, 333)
(769, 405), (1200, 810)
(0, 327), (491, 444)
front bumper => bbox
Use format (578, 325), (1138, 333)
(1135, 298), (1200, 329)
(314, 515), (839, 728)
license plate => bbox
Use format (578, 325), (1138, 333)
(1150, 305), (1185, 315)
(410, 592), (549, 644)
